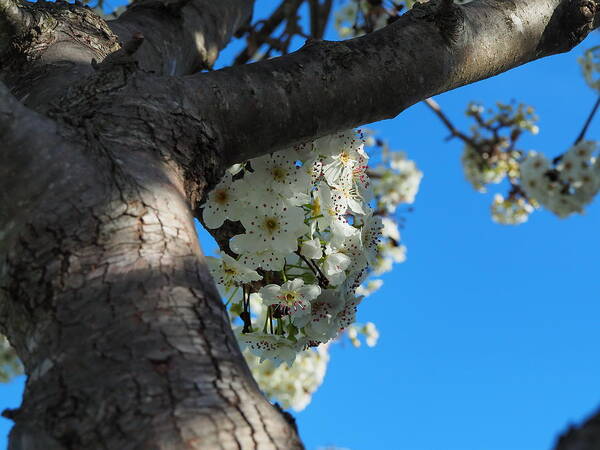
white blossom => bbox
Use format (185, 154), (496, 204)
(260, 279), (321, 327)
(491, 194), (534, 225)
(250, 151), (311, 197)
(202, 173), (243, 229)
(206, 251), (262, 290)
(322, 249), (352, 283)
(356, 279), (383, 298)
(244, 344), (330, 411)
(234, 203), (308, 254)
(364, 322), (379, 347)
(300, 238), (323, 260)
(239, 333), (299, 367)
(304, 290), (345, 342)
(381, 217), (400, 242)
(520, 142), (599, 218)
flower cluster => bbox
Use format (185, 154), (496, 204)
(579, 45), (600, 93)
(461, 102), (537, 192)
(203, 130), (422, 409)
(370, 151), (422, 212)
(519, 141), (600, 217)
(490, 194), (534, 225)
(346, 322), (380, 348)
(243, 344), (330, 411)
(455, 101), (599, 223)
(462, 145), (520, 193)
(203, 130), (383, 366)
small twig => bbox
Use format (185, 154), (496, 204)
(317, 0), (333, 39)
(234, 0), (303, 66)
(296, 251), (329, 287)
(240, 285), (252, 333)
(308, 0), (320, 39)
(423, 98), (477, 147)
(574, 95), (600, 144)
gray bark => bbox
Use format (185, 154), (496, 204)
(1, 0), (301, 448)
(0, 0), (598, 448)
(1, 67), (302, 450)
(179, 0), (600, 164)
(109, 0), (253, 75)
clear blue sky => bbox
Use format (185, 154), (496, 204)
(1, 2), (599, 449)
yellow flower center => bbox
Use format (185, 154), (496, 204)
(263, 217), (280, 233)
(312, 197), (321, 216)
(279, 290), (299, 305)
(339, 151), (351, 166)
(215, 189), (229, 204)
(223, 264), (237, 277)
(271, 167), (287, 182)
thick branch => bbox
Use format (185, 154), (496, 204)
(0, 1), (121, 111)
(109, 0), (254, 75)
(2, 0), (252, 112)
(0, 0), (31, 53)
(177, 0), (599, 165)
(554, 407), (600, 450)
(0, 83), (78, 251)
(1, 74), (303, 448)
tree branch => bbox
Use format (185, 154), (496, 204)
(424, 98), (477, 147)
(0, 82), (74, 249)
(109, 0), (254, 75)
(175, 0), (599, 165)
(309, 0), (333, 40)
(574, 94), (600, 143)
(233, 0), (304, 66)
(0, 1), (121, 111)
(0, 0), (32, 54)
(554, 407), (600, 450)
(2, 0), (252, 111)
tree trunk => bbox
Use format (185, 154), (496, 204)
(0, 1), (302, 448)
(0, 81), (302, 449)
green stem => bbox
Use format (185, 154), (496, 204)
(224, 286), (240, 307)
(262, 308), (270, 333)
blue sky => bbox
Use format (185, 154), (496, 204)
(1, 2), (599, 449)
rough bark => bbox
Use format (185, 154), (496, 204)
(0, 0), (302, 448)
(109, 0), (254, 75)
(0, 0), (599, 448)
(0, 67), (302, 449)
(0, 0), (253, 112)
